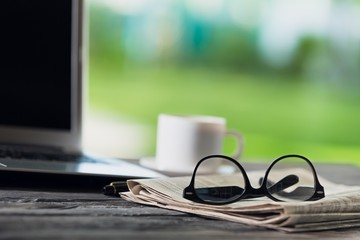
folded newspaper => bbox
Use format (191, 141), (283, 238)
(121, 170), (360, 232)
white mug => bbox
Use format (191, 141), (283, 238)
(155, 114), (243, 173)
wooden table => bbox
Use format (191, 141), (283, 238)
(0, 163), (359, 240)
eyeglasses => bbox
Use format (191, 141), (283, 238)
(183, 154), (325, 205)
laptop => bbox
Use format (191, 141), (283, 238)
(0, 0), (164, 190)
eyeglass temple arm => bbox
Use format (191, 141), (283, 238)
(271, 186), (317, 199)
(263, 174), (300, 195)
(238, 174), (299, 199)
(261, 175), (324, 200)
(243, 174), (299, 199)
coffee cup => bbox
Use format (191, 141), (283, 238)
(155, 114), (243, 173)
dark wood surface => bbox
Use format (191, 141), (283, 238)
(0, 163), (359, 240)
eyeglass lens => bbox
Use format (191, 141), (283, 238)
(193, 156), (246, 204)
(266, 156), (316, 201)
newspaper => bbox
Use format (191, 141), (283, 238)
(121, 170), (360, 232)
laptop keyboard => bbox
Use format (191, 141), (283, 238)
(0, 146), (98, 163)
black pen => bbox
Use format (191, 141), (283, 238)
(103, 181), (129, 197)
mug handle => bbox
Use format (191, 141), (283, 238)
(225, 130), (244, 160)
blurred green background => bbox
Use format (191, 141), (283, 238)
(85, 0), (360, 165)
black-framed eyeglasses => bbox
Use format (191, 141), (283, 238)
(183, 154), (325, 205)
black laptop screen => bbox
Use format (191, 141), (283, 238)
(0, 0), (73, 130)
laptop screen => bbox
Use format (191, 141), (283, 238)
(0, 0), (73, 130)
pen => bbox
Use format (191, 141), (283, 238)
(103, 181), (129, 197)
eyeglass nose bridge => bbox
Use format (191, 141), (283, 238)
(240, 184), (268, 199)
